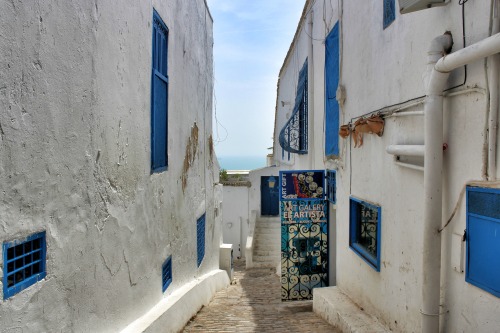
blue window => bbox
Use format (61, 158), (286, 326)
(326, 170), (336, 204)
(279, 59), (308, 154)
(151, 9), (169, 172)
(349, 197), (381, 271)
(197, 214), (206, 267)
(325, 22), (340, 157)
(383, 0), (396, 29)
(162, 256), (172, 292)
(465, 187), (500, 297)
(3, 231), (46, 299)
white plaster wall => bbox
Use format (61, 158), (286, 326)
(221, 186), (249, 258)
(0, 0), (220, 332)
(248, 166), (281, 218)
(274, 0), (500, 332)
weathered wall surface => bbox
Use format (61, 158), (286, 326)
(0, 0), (220, 332)
(221, 185), (249, 258)
(274, 1), (500, 332)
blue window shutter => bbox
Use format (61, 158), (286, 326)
(466, 187), (500, 297)
(325, 23), (340, 157)
(383, 0), (396, 29)
(151, 10), (169, 172)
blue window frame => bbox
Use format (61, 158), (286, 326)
(151, 9), (169, 172)
(279, 59), (308, 154)
(162, 256), (172, 292)
(197, 214), (206, 267)
(3, 231), (46, 299)
(349, 197), (381, 271)
(325, 22), (340, 157)
(465, 186), (500, 297)
(326, 170), (336, 204)
(383, 0), (396, 29)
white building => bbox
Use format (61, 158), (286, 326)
(269, 0), (500, 332)
(0, 1), (228, 332)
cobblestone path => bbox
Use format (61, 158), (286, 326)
(183, 260), (338, 333)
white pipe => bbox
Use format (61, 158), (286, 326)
(422, 31), (500, 333)
(489, 1), (500, 180)
(389, 110), (424, 118)
(386, 145), (425, 156)
(395, 161), (424, 172)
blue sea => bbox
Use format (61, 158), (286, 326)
(217, 155), (266, 170)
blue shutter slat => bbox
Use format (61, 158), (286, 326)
(325, 23), (340, 156)
(152, 73), (168, 169)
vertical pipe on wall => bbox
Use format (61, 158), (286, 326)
(488, 0), (500, 180)
(308, 10), (315, 169)
(421, 34), (453, 333)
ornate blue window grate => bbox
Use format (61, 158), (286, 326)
(279, 59), (308, 154)
(3, 231), (47, 299)
(326, 170), (336, 204)
(465, 187), (500, 297)
(197, 214), (206, 267)
(151, 9), (169, 172)
(349, 197), (381, 271)
(162, 256), (172, 292)
(383, 0), (396, 29)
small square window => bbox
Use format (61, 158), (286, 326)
(197, 214), (206, 267)
(349, 197), (381, 271)
(162, 256), (172, 292)
(3, 231), (47, 299)
(466, 187), (500, 297)
(326, 170), (336, 204)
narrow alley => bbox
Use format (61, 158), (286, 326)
(183, 259), (338, 333)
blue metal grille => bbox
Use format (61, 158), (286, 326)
(466, 187), (500, 297)
(197, 214), (206, 267)
(279, 59), (308, 154)
(326, 170), (336, 204)
(383, 0), (396, 29)
(3, 231), (46, 299)
(349, 197), (381, 271)
(162, 256), (172, 292)
(468, 188), (500, 219)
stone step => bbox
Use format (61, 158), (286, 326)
(253, 255), (280, 262)
(254, 249), (281, 256)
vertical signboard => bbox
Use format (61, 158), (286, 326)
(279, 170), (328, 301)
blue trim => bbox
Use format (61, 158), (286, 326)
(162, 255), (172, 292)
(279, 59), (308, 154)
(465, 186), (500, 297)
(151, 9), (169, 173)
(3, 231), (47, 300)
(326, 170), (336, 204)
(383, 0), (396, 29)
(324, 22), (340, 157)
(349, 197), (381, 271)
(197, 214), (206, 267)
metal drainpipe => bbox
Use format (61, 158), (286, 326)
(421, 32), (453, 333)
(489, 0), (500, 180)
(308, 10), (315, 169)
(422, 31), (500, 333)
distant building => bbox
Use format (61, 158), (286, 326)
(0, 1), (227, 332)
(269, 0), (500, 332)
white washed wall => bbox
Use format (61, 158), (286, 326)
(274, 0), (500, 332)
(0, 0), (220, 332)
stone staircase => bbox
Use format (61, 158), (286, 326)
(252, 216), (281, 268)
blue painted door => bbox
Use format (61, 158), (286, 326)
(261, 176), (279, 216)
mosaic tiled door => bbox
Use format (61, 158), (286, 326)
(279, 170), (328, 301)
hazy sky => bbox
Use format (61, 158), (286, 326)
(207, 0), (305, 157)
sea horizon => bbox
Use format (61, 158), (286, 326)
(217, 155), (267, 171)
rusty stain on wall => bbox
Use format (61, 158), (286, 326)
(182, 123), (199, 191)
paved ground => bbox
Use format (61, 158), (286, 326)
(183, 259), (339, 333)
